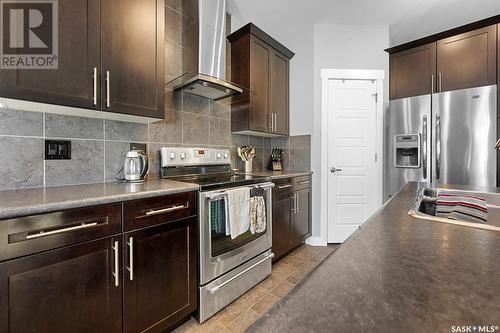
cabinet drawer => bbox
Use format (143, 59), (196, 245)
(293, 175), (312, 190)
(273, 178), (293, 195)
(123, 191), (196, 232)
(0, 203), (121, 262)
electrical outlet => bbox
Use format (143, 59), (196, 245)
(130, 143), (147, 152)
(45, 140), (71, 160)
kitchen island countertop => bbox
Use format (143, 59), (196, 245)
(0, 179), (199, 220)
(249, 182), (500, 332)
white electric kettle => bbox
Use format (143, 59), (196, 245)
(123, 150), (148, 182)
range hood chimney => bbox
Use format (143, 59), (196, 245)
(166, 0), (243, 101)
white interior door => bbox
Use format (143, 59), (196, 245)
(327, 79), (378, 243)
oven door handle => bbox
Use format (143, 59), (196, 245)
(205, 182), (275, 200)
(207, 252), (275, 294)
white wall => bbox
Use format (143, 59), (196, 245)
(311, 24), (389, 238)
(230, 13), (314, 135)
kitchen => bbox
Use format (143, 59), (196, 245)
(0, 0), (499, 332)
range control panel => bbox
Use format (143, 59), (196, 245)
(160, 147), (230, 167)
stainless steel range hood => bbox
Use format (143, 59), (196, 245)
(166, 0), (243, 101)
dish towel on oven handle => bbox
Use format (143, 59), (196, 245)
(225, 187), (251, 239)
(435, 191), (488, 224)
(250, 196), (266, 234)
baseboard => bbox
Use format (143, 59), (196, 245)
(305, 236), (327, 246)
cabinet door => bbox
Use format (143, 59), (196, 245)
(249, 36), (271, 133)
(0, 237), (122, 333)
(123, 218), (196, 333)
(101, 0), (164, 118)
(270, 51), (290, 135)
(0, 0), (101, 109)
(437, 25), (497, 92)
(272, 185), (293, 260)
(291, 188), (311, 247)
(389, 42), (436, 100)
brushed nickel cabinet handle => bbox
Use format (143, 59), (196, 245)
(127, 237), (134, 281)
(112, 240), (119, 287)
(145, 204), (187, 216)
(431, 74), (434, 94)
(26, 222), (98, 239)
(291, 194), (297, 214)
(106, 70), (110, 108)
(438, 73), (442, 92)
(278, 184), (292, 189)
(92, 67), (97, 106)
(298, 180), (310, 185)
(295, 193), (300, 214)
(273, 113), (277, 131)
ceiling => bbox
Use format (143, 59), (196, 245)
(228, 0), (500, 46)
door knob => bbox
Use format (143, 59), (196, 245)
(330, 167), (342, 173)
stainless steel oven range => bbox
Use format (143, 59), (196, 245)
(160, 147), (274, 323)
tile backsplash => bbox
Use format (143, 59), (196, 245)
(0, 101), (311, 190)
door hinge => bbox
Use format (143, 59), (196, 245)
(375, 153), (378, 162)
(372, 93), (378, 103)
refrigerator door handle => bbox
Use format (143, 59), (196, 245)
(422, 115), (428, 179)
(435, 114), (441, 180)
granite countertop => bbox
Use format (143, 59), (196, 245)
(244, 170), (312, 180)
(0, 179), (199, 220)
(249, 182), (500, 332)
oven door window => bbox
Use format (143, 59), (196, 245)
(210, 193), (267, 257)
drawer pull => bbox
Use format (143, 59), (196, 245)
(26, 222), (98, 239)
(278, 184), (292, 189)
(145, 204), (187, 216)
(298, 180), (310, 185)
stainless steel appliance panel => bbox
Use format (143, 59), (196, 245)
(197, 250), (273, 323)
(431, 85), (497, 187)
(388, 95), (432, 197)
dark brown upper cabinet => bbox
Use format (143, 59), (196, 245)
(0, 0), (101, 110)
(436, 25), (497, 93)
(229, 23), (294, 136)
(389, 43), (437, 100)
(0, 0), (165, 119)
(101, 0), (164, 118)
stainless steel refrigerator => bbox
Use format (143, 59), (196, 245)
(387, 85), (497, 198)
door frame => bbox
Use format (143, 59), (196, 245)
(314, 69), (384, 245)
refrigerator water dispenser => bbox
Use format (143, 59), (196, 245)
(394, 134), (421, 168)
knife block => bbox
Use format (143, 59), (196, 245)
(267, 149), (283, 171)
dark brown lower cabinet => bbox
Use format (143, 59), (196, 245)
(123, 217), (197, 333)
(290, 187), (312, 247)
(0, 236), (122, 333)
(272, 176), (312, 262)
(272, 179), (293, 260)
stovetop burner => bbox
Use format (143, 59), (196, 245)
(159, 147), (271, 191)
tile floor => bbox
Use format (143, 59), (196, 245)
(174, 244), (339, 333)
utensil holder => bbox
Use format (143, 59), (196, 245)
(244, 160), (253, 173)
